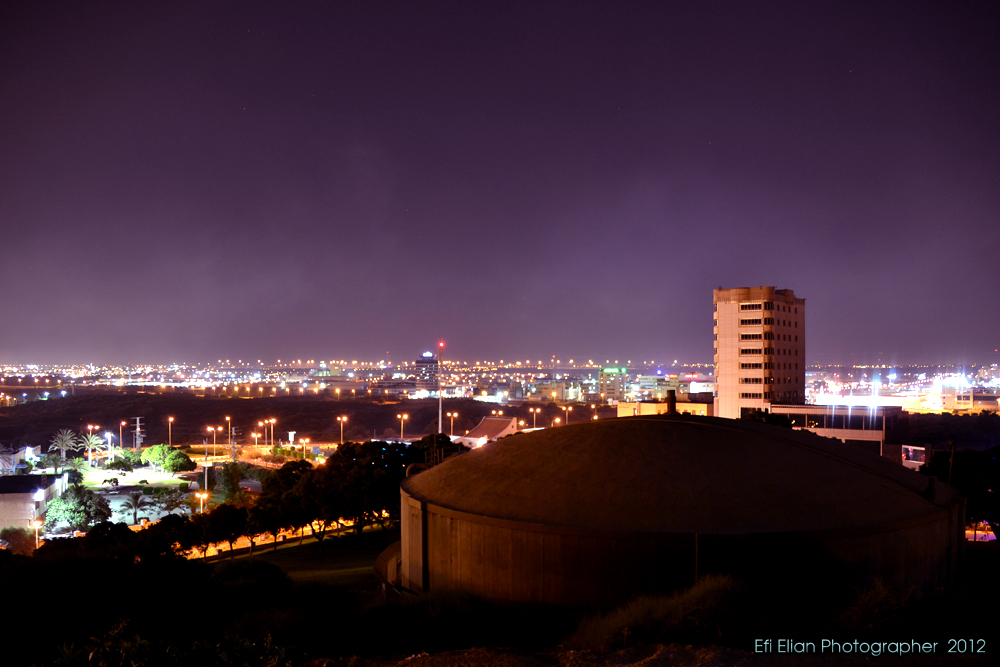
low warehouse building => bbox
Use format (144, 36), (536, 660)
(399, 415), (963, 607)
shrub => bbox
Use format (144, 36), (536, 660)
(106, 459), (133, 472)
(178, 482), (189, 493)
(142, 487), (154, 495)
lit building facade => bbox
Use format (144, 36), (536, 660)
(598, 367), (628, 403)
(714, 286), (805, 419)
(414, 352), (439, 391)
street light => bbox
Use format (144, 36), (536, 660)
(168, 417), (174, 448)
(337, 416), (348, 444)
(120, 421), (127, 451)
(553, 417), (561, 427)
(32, 519), (42, 550)
(529, 407), (539, 428)
(207, 426), (217, 457)
(196, 491), (208, 514)
(397, 414), (408, 441)
(560, 406), (572, 425)
(225, 416), (231, 446)
(446, 411), (458, 436)
(104, 432), (113, 463)
(252, 432), (261, 449)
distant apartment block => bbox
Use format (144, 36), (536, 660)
(714, 286), (805, 419)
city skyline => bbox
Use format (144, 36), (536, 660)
(2, 2), (998, 365)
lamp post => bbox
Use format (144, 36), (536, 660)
(87, 424), (100, 467)
(529, 407), (539, 428)
(446, 412), (457, 436)
(553, 417), (561, 428)
(32, 519), (42, 550)
(336, 388), (340, 400)
(591, 404), (597, 420)
(104, 432), (113, 464)
(225, 416), (231, 447)
(207, 427), (217, 457)
(301, 438), (310, 459)
(120, 421), (127, 451)
(397, 414), (408, 441)
(337, 416), (347, 444)
(168, 417), (174, 448)
(437, 340), (445, 434)
(197, 491), (208, 514)
(268, 419), (276, 448)
(560, 406), (572, 425)
(252, 432), (260, 449)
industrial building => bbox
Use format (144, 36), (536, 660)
(398, 415), (963, 607)
(714, 286), (805, 419)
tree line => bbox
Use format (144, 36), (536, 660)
(31, 434), (450, 560)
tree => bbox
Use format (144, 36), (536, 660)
(0, 527), (36, 556)
(163, 450), (196, 475)
(43, 484), (112, 532)
(78, 432), (106, 467)
(155, 488), (190, 516)
(216, 462), (245, 502)
(141, 444), (174, 471)
(62, 456), (89, 484)
(206, 504), (248, 558)
(48, 429), (81, 472)
(119, 492), (156, 525)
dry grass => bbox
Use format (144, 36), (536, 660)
(566, 576), (739, 652)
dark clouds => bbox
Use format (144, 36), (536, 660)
(1, 1), (997, 364)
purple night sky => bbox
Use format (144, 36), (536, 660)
(1, 2), (997, 366)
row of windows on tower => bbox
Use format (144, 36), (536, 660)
(737, 348), (798, 356)
(739, 376), (798, 384)
(740, 390), (798, 400)
(739, 302), (798, 314)
(739, 333), (799, 341)
(738, 317), (798, 327)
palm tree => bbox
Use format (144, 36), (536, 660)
(119, 492), (155, 525)
(77, 433), (105, 468)
(48, 429), (82, 473)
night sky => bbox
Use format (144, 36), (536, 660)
(1, 1), (997, 366)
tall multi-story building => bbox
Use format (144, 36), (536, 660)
(414, 351), (439, 390)
(714, 287), (805, 419)
(598, 367), (628, 403)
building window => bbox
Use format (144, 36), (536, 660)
(740, 303), (762, 311)
(763, 317), (774, 325)
(763, 332), (774, 340)
(740, 363), (762, 369)
(740, 333), (762, 340)
(763, 302), (773, 310)
(740, 318), (762, 326)
(740, 392), (763, 399)
(763, 347), (774, 354)
(764, 392), (774, 399)
(763, 362), (774, 369)
(740, 348), (762, 355)
(740, 377), (763, 384)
